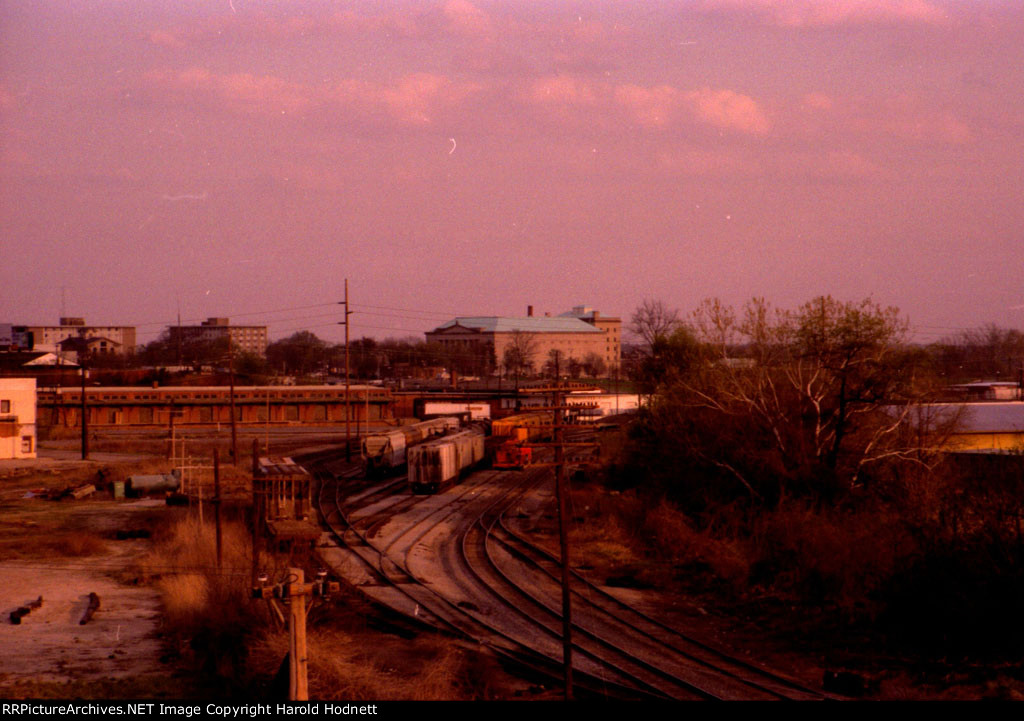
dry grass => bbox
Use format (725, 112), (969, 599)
(251, 630), (500, 700)
(747, 502), (907, 608)
(561, 487), (749, 589)
(0, 528), (109, 560)
(642, 500), (750, 585)
(131, 513), (266, 690)
(134, 513), (511, 699)
(136, 514), (252, 583)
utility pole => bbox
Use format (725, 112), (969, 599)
(253, 567), (338, 701)
(228, 346), (239, 466)
(176, 301), (182, 367)
(249, 438), (260, 585)
(518, 354), (600, 700)
(339, 281), (353, 460)
(213, 448), (223, 570)
(80, 360), (89, 460)
(552, 352), (573, 700)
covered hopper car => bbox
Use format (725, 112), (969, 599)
(361, 417), (461, 476)
(407, 424), (487, 494)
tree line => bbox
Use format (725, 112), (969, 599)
(118, 328), (612, 382)
(614, 297), (1024, 656)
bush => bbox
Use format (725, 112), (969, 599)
(747, 502), (910, 609)
(880, 542), (1024, 657)
(135, 513), (265, 690)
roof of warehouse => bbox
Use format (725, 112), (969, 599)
(957, 403), (1024, 433)
(903, 402), (1024, 434)
(432, 317), (603, 334)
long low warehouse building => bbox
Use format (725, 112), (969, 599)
(37, 385), (392, 427)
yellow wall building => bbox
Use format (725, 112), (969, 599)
(0, 378), (37, 459)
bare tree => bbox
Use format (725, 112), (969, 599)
(630, 299), (681, 348)
(642, 296), (944, 502)
(503, 330), (537, 379)
(582, 352), (607, 378)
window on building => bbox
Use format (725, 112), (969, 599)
(0, 400), (9, 413)
(22, 436), (32, 454)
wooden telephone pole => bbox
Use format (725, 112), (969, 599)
(521, 355), (600, 701)
(253, 568), (338, 701)
(552, 358), (574, 700)
(80, 361), (89, 460)
(340, 281), (353, 460)
(228, 346), (239, 466)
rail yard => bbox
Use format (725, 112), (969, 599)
(303, 419), (830, 701)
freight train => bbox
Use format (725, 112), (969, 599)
(491, 412), (552, 470)
(361, 417), (461, 476)
(407, 423), (488, 494)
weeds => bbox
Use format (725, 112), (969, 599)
(133, 512), (265, 694)
(250, 631), (503, 701)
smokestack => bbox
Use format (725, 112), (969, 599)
(527, 305), (533, 317)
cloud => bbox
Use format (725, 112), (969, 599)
(796, 92), (972, 144)
(615, 85), (680, 128)
(685, 88), (772, 135)
(140, 67), (482, 128)
(526, 75), (599, 107)
(146, 2), (498, 49)
(699, 0), (948, 27)
(142, 67), (312, 115)
(523, 77), (771, 136)
(441, 0), (493, 36)
(147, 30), (186, 50)
(377, 73), (483, 125)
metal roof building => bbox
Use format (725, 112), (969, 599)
(427, 306), (621, 377)
(904, 402), (1024, 452)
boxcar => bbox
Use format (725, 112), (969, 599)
(407, 425), (486, 494)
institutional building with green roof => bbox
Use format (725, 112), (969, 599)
(426, 306), (621, 377)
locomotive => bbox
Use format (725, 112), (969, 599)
(491, 412), (552, 470)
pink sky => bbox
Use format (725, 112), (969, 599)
(2, 0), (1023, 345)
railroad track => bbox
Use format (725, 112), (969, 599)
(480, 490), (830, 700)
(307, 454), (829, 700)
(310, 463), (666, 699)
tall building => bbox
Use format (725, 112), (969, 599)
(166, 317), (268, 357)
(426, 306), (621, 376)
(23, 318), (136, 356)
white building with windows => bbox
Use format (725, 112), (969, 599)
(0, 378), (37, 459)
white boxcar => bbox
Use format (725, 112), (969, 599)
(362, 417), (460, 475)
(408, 425), (486, 494)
